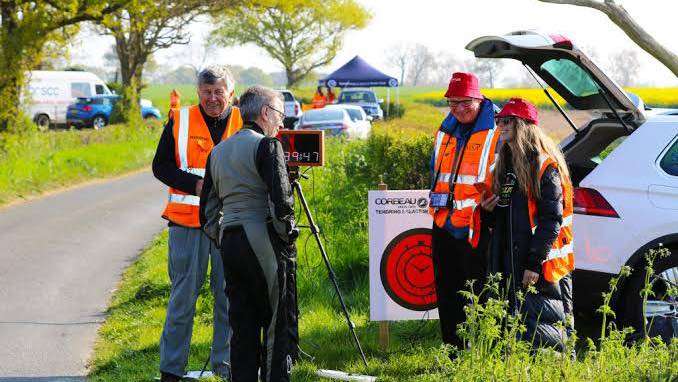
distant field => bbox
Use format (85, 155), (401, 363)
(414, 87), (678, 109)
(144, 84), (678, 114)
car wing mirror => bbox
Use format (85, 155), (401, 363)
(366, 115), (373, 121)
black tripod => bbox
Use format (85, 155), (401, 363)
(289, 167), (368, 368)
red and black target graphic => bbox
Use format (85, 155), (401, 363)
(380, 228), (437, 311)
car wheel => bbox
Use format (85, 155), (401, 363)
(92, 116), (107, 130)
(618, 247), (677, 342)
(35, 114), (50, 131)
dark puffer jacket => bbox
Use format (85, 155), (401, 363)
(486, 161), (573, 351)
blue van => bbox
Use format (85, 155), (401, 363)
(66, 95), (161, 129)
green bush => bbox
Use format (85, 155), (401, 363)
(344, 132), (431, 190)
(382, 102), (405, 120)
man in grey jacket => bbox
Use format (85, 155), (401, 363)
(200, 86), (298, 382)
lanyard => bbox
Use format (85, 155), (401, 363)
(431, 126), (470, 198)
(431, 133), (452, 191)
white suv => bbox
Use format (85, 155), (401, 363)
(467, 31), (677, 340)
(279, 89), (302, 129)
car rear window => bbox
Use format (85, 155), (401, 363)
(659, 137), (678, 176)
(281, 92), (294, 102)
(339, 91), (376, 103)
(541, 59), (599, 98)
(345, 108), (363, 121)
(303, 109), (344, 122)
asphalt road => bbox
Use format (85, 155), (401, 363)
(0, 171), (166, 379)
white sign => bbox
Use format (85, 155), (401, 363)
(369, 190), (438, 321)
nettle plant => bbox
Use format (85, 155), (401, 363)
(437, 245), (676, 380)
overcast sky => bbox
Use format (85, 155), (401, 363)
(72, 0), (678, 86)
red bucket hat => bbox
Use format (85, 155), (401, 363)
(444, 72), (483, 99)
(496, 98), (539, 125)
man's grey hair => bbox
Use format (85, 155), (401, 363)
(197, 65), (235, 92)
(239, 86), (284, 122)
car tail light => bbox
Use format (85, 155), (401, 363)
(294, 103), (299, 115)
(342, 123), (349, 130)
(83, 105), (92, 112)
(573, 187), (619, 218)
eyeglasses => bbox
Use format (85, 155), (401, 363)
(446, 99), (474, 109)
(266, 104), (285, 119)
(495, 116), (517, 126)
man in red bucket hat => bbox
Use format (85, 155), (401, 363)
(429, 72), (501, 355)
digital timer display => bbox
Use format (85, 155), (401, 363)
(277, 130), (325, 167)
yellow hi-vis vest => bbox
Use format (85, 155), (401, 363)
(161, 105), (243, 228)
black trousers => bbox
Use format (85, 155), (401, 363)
(220, 225), (297, 382)
(431, 224), (488, 349)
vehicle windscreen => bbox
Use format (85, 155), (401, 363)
(303, 109), (344, 122)
(339, 91), (376, 103)
(95, 84), (110, 95)
(71, 82), (91, 98)
(281, 92), (294, 102)
(345, 109), (364, 121)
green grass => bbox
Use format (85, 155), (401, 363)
(89, 131), (676, 381)
(0, 122), (161, 206)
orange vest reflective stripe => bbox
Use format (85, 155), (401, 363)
(429, 127), (500, 248)
(527, 156), (575, 283)
(312, 94), (326, 109)
(161, 105), (243, 227)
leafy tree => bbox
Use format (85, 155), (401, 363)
(0, 1), (126, 131)
(211, 0), (370, 87)
(96, 0), (223, 124)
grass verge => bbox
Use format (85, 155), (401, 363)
(89, 131), (675, 381)
(0, 122), (161, 206)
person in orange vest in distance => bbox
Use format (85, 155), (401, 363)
(325, 87), (336, 104)
(429, 72), (500, 355)
(170, 89), (181, 111)
(311, 86), (326, 109)
(152, 65), (242, 382)
(481, 98), (575, 351)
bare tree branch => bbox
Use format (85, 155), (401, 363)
(538, 0), (678, 76)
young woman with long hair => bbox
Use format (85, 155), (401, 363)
(481, 98), (575, 351)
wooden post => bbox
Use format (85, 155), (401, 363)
(377, 177), (390, 352)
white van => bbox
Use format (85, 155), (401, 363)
(24, 70), (112, 129)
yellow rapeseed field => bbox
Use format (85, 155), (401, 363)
(414, 87), (678, 108)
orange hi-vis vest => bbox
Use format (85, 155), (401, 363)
(527, 156), (575, 283)
(312, 94), (326, 109)
(161, 105), (243, 228)
(429, 127), (501, 248)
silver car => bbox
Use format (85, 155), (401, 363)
(337, 88), (384, 120)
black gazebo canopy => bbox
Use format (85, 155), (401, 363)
(319, 56), (399, 88)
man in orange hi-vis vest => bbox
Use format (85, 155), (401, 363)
(152, 65), (242, 382)
(429, 72), (500, 353)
